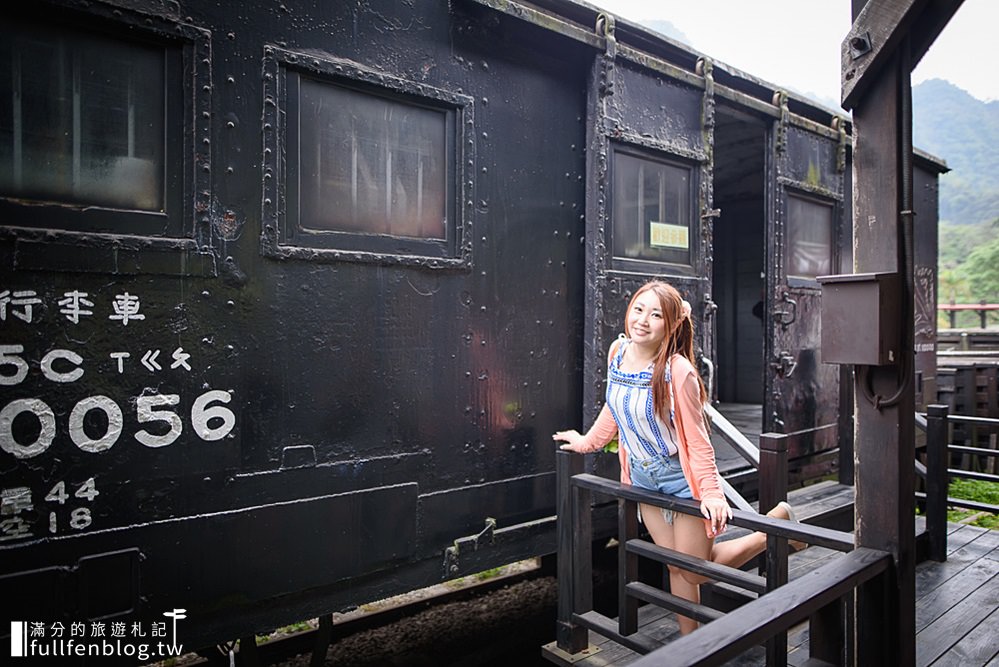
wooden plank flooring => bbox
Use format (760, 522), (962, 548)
(543, 524), (999, 666)
(916, 526), (999, 667)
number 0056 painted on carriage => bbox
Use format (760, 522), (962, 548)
(0, 392), (236, 459)
(0, 344), (236, 459)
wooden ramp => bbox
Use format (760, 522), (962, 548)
(543, 519), (999, 666)
(710, 403), (762, 476)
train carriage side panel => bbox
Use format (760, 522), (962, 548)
(583, 49), (713, 490)
(764, 118), (847, 473)
(0, 0), (590, 648)
(913, 152), (946, 410)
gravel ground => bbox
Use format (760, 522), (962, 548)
(154, 561), (571, 667)
(277, 576), (559, 667)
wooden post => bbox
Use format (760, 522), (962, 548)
(925, 404), (949, 562)
(955, 368), (973, 466)
(845, 11), (918, 665)
(572, 478), (594, 634)
(986, 368), (998, 475)
(839, 366), (856, 486)
(991, 432), (998, 476)
(556, 450), (590, 653)
(758, 432), (789, 523)
(759, 433), (788, 667)
(857, 567), (895, 665)
(810, 598), (848, 666)
(618, 499), (639, 635)
(310, 615), (334, 667)
(237, 636), (261, 667)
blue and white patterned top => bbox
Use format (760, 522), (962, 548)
(605, 338), (679, 460)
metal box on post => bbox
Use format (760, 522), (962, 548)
(817, 272), (900, 365)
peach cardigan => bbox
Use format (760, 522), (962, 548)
(575, 341), (725, 535)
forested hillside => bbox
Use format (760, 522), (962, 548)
(913, 79), (999, 326)
(913, 78), (999, 227)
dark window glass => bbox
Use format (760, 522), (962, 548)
(612, 150), (692, 266)
(298, 79), (447, 240)
(0, 21), (165, 212)
(787, 194), (833, 279)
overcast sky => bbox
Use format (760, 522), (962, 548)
(590, 0), (998, 107)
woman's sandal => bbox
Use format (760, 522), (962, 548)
(774, 501), (807, 552)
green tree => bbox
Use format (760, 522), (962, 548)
(954, 219), (999, 326)
(938, 221), (992, 271)
(961, 237), (999, 298)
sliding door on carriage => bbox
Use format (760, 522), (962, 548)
(581, 24), (714, 479)
(763, 100), (847, 472)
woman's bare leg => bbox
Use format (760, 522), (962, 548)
(669, 511), (714, 634)
(639, 503), (711, 635)
(706, 502), (797, 574)
(637, 502), (797, 634)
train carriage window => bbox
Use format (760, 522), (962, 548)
(269, 56), (473, 268)
(297, 80), (447, 241)
(786, 194), (833, 280)
(611, 148), (693, 267)
(0, 15), (188, 239)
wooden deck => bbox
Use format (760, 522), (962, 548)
(543, 522), (999, 666)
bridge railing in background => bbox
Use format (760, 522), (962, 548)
(939, 302), (999, 329)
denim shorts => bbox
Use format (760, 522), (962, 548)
(629, 455), (694, 498)
(629, 455), (693, 525)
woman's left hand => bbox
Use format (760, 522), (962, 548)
(700, 498), (733, 536)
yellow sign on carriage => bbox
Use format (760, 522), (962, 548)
(650, 222), (688, 249)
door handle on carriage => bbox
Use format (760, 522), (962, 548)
(774, 291), (797, 328)
(703, 294), (718, 318)
(770, 351), (797, 378)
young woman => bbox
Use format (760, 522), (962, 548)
(553, 279), (799, 635)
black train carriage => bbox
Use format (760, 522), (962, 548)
(0, 0), (944, 654)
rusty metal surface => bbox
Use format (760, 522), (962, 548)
(583, 16), (712, 448)
(766, 119), (846, 441)
(0, 0), (944, 653)
(0, 0), (589, 648)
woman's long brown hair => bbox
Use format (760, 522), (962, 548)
(623, 281), (707, 425)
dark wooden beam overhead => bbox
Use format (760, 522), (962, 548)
(841, 0), (964, 109)
(906, 0), (966, 70)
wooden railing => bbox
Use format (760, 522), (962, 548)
(916, 405), (999, 562)
(704, 403), (760, 468)
(551, 407), (972, 665)
(704, 406), (843, 514)
(626, 547), (892, 667)
(704, 404), (759, 514)
(553, 450), (887, 666)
